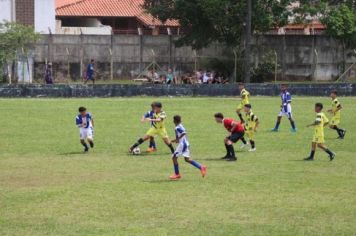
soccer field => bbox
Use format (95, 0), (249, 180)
(0, 97), (355, 236)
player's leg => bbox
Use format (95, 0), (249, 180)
(304, 142), (317, 161)
(162, 137), (175, 154)
(236, 104), (245, 123)
(184, 157), (207, 178)
(222, 138), (232, 159)
(80, 139), (89, 152)
(225, 135), (238, 161)
(87, 129), (94, 148)
(170, 154), (181, 180)
(272, 116), (282, 131)
(129, 134), (150, 152)
(288, 116), (297, 132)
(330, 118), (345, 139)
(80, 129), (89, 152)
(147, 136), (157, 152)
(317, 143), (336, 161)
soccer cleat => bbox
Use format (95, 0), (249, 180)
(271, 128), (279, 132)
(249, 148), (256, 152)
(342, 130), (347, 138)
(291, 128), (297, 133)
(89, 142), (94, 148)
(84, 147), (89, 152)
(221, 155), (231, 160)
(329, 152), (336, 161)
(226, 157), (237, 162)
(240, 143), (247, 149)
(169, 174), (181, 180)
(304, 156), (314, 161)
(200, 165), (207, 178)
(146, 148), (157, 153)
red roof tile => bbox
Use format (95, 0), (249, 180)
(55, 0), (179, 27)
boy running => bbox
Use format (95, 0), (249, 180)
(272, 84), (297, 132)
(304, 103), (336, 161)
(236, 83), (250, 122)
(129, 102), (175, 154)
(169, 115), (207, 180)
(328, 90), (346, 139)
(76, 107), (94, 152)
(214, 113), (247, 161)
(244, 104), (259, 152)
(142, 103), (157, 152)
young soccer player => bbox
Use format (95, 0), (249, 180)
(169, 115), (207, 180)
(272, 84), (297, 132)
(129, 102), (175, 154)
(76, 107), (94, 152)
(327, 90), (346, 139)
(236, 83), (250, 123)
(304, 103), (336, 161)
(244, 104), (259, 152)
(142, 103), (157, 152)
(214, 113), (247, 161)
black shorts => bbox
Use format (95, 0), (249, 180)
(227, 131), (245, 143)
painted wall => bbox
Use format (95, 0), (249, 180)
(0, 0), (15, 22)
(34, 0), (55, 33)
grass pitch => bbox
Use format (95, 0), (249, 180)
(0, 97), (355, 236)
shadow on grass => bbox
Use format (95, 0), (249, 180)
(58, 151), (86, 156)
(143, 179), (179, 183)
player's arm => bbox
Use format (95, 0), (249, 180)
(307, 117), (321, 127)
(254, 118), (260, 132)
(172, 133), (186, 143)
(91, 118), (94, 127)
(229, 121), (238, 134)
(141, 112), (150, 123)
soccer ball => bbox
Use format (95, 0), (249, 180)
(132, 147), (141, 155)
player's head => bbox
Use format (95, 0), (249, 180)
(214, 113), (224, 123)
(330, 90), (337, 99)
(315, 103), (323, 112)
(238, 83), (245, 91)
(79, 106), (87, 116)
(150, 102), (156, 110)
(90, 59), (95, 63)
(173, 115), (181, 125)
(153, 102), (162, 112)
(281, 84), (288, 92)
(244, 104), (252, 113)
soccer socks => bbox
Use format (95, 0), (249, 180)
(274, 121), (281, 130)
(190, 160), (202, 170)
(131, 138), (144, 150)
(82, 142), (89, 152)
(149, 139), (156, 149)
(333, 126), (345, 137)
(89, 141), (94, 148)
(174, 164), (180, 175)
(241, 137), (247, 145)
(290, 120), (296, 130)
(309, 150), (315, 159)
(225, 144), (230, 156)
(227, 145), (236, 158)
(325, 149), (334, 157)
(250, 140), (255, 149)
(167, 143), (175, 154)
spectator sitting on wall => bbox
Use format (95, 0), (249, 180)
(44, 62), (53, 84)
(196, 69), (203, 83)
(203, 71), (213, 84)
(212, 72), (229, 84)
(166, 68), (176, 84)
(182, 73), (195, 84)
(147, 69), (159, 83)
(84, 59), (95, 84)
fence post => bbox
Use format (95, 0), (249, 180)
(109, 48), (113, 80)
(66, 48), (70, 82)
(274, 50), (278, 83)
(313, 49), (318, 81)
(233, 49), (238, 83)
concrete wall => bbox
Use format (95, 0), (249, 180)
(0, 83), (355, 97)
(31, 35), (356, 82)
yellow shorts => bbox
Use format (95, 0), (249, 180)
(313, 135), (325, 144)
(245, 129), (255, 140)
(146, 127), (168, 138)
(330, 116), (340, 126)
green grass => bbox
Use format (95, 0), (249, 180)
(0, 97), (355, 236)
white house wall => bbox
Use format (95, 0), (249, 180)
(35, 0), (55, 33)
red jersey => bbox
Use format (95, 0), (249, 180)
(223, 118), (244, 133)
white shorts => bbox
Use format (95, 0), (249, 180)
(80, 128), (93, 140)
(278, 104), (292, 119)
(173, 142), (190, 158)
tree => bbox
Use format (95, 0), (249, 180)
(0, 22), (40, 83)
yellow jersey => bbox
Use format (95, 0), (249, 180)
(152, 111), (167, 129)
(314, 112), (329, 137)
(240, 88), (250, 105)
(331, 98), (341, 119)
(245, 111), (258, 130)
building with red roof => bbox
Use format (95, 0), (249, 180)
(55, 0), (180, 35)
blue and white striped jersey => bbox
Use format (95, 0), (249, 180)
(175, 124), (189, 146)
(144, 110), (155, 127)
(76, 113), (93, 129)
(281, 91), (292, 105)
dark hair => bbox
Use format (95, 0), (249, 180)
(151, 102), (155, 108)
(214, 113), (224, 119)
(91, 59), (94, 63)
(331, 90), (338, 95)
(154, 102), (162, 108)
(315, 103), (323, 110)
(79, 107), (86, 112)
(244, 104), (252, 109)
(239, 83), (244, 87)
(174, 115), (181, 123)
